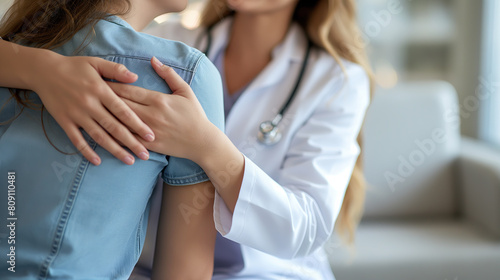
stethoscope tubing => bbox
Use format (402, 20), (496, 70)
(199, 26), (312, 145)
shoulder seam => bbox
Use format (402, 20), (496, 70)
(189, 54), (207, 86)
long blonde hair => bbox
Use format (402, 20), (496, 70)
(200, 0), (373, 244)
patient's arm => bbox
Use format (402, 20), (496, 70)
(152, 181), (216, 280)
(0, 39), (46, 90)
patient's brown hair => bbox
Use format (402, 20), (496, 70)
(0, 0), (130, 49)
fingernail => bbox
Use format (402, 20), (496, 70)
(145, 133), (155, 142)
(126, 70), (138, 79)
(152, 57), (163, 68)
(124, 155), (135, 165)
(91, 157), (101, 166)
(139, 152), (149, 161)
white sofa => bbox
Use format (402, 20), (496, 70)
(328, 81), (500, 280)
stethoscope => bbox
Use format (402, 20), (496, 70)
(199, 26), (313, 145)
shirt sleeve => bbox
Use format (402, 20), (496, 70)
(162, 56), (225, 185)
(213, 63), (370, 259)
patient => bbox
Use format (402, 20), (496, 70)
(0, 0), (223, 279)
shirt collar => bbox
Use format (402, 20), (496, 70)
(103, 15), (135, 30)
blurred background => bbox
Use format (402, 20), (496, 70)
(1, 0), (499, 279)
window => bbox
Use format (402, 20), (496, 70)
(480, 0), (500, 145)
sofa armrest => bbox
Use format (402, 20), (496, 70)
(458, 137), (500, 238)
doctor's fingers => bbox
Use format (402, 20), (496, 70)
(151, 57), (195, 99)
(119, 98), (180, 154)
(90, 104), (151, 162)
(119, 97), (172, 127)
(89, 57), (138, 84)
(107, 81), (163, 105)
(120, 97), (149, 119)
(100, 86), (155, 142)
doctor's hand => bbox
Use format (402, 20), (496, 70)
(31, 53), (155, 165)
(107, 57), (220, 163)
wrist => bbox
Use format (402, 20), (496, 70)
(27, 48), (62, 92)
(196, 123), (245, 212)
(195, 122), (227, 167)
(196, 122), (244, 173)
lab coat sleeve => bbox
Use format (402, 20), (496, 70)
(213, 64), (370, 259)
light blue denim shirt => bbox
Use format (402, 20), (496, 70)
(0, 16), (223, 279)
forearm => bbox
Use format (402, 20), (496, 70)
(197, 126), (245, 213)
(152, 181), (216, 280)
(0, 40), (59, 90)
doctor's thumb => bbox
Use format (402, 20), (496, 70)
(151, 57), (193, 97)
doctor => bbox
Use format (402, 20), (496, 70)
(0, 0), (371, 278)
(131, 0), (372, 278)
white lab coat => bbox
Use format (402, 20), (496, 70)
(131, 17), (370, 280)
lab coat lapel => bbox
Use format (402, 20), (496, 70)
(242, 24), (307, 95)
(205, 18), (232, 62)
(222, 22), (308, 142)
(208, 18), (307, 94)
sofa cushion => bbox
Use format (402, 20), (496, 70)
(362, 81), (460, 218)
(328, 220), (500, 280)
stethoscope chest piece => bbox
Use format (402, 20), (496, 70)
(199, 27), (313, 146)
(258, 120), (282, 145)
